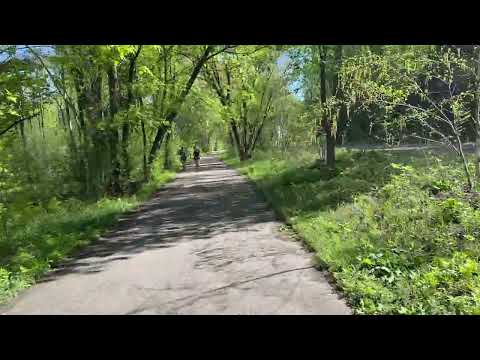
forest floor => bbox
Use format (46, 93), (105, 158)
(2, 155), (350, 315)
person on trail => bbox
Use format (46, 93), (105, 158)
(178, 146), (187, 171)
(193, 145), (200, 169)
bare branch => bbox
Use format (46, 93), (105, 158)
(384, 101), (459, 153)
(410, 135), (449, 146)
(233, 45), (270, 56)
(25, 45), (78, 119)
(205, 45), (238, 61)
(410, 77), (452, 124)
(0, 112), (40, 137)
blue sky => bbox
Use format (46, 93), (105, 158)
(277, 52), (304, 100)
(277, 53), (289, 69)
(0, 45), (54, 62)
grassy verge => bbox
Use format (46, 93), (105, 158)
(223, 149), (480, 314)
(0, 168), (176, 304)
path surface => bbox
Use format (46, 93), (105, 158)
(341, 142), (475, 153)
(2, 156), (350, 315)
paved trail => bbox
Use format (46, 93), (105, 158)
(3, 156), (350, 315)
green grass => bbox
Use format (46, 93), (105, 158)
(224, 148), (480, 314)
(0, 168), (176, 304)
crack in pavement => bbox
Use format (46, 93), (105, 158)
(126, 265), (317, 315)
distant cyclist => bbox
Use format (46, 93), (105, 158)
(193, 145), (200, 169)
(178, 146), (187, 171)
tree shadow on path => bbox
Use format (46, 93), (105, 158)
(39, 156), (274, 282)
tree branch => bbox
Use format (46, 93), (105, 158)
(25, 45), (78, 119)
(205, 45), (238, 61)
(0, 112), (40, 137)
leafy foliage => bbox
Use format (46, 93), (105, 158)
(3, 44), (480, 314)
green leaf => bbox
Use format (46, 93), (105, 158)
(6, 94), (17, 103)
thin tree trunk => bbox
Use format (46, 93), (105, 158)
(228, 128), (235, 149)
(248, 92), (273, 156)
(241, 101), (249, 157)
(328, 46), (343, 166)
(61, 77), (81, 186)
(107, 64), (122, 195)
(325, 131), (336, 167)
(148, 46), (214, 169)
(121, 46), (142, 182)
(160, 46), (169, 117)
(136, 96), (148, 181)
(457, 139), (474, 190)
(149, 123), (169, 166)
(164, 131), (172, 169)
(72, 69), (90, 195)
(474, 45), (480, 184)
(59, 105), (66, 128)
(121, 123), (130, 180)
(73, 70), (87, 133)
(321, 45), (341, 168)
(249, 120), (266, 155)
(40, 101), (46, 141)
(334, 50), (348, 147)
(204, 58), (248, 159)
(19, 121), (26, 147)
(230, 120), (246, 160)
(318, 45), (333, 166)
(85, 71), (104, 199)
(141, 118), (148, 180)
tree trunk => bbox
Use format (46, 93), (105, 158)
(121, 46), (142, 182)
(228, 128), (235, 149)
(329, 46), (343, 166)
(249, 123), (264, 156)
(457, 139), (474, 191)
(160, 46), (169, 117)
(474, 45), (480, 184)
(19, 121), (26, 146)
(107, 64), (122, 195)
(318, 45), (335, 167)
(326, 130), (336, 167)
(138, 123), (146, 182)
(86, 73), (105, 199)
(334, 46), (347, 147)
(73, 70), (87, 133)
(40, 101), (46, 141)
(60, 74), (82, 187)
(242, 101), (248, 157)
(148, 46), (214, 170)
(164, 130), (172, 169)
(230, 120), (246, 160)
(148, 123), (169, 167)
(336, 106), (348, 146)
(249, 115), (267, 156)
(72, 69), (90, 196)
(137, 97), (148, 181)
(66, 113), (77, 153)
(121, 122), (131, 180)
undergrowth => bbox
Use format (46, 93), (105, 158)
(0, 167), (176, 304)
